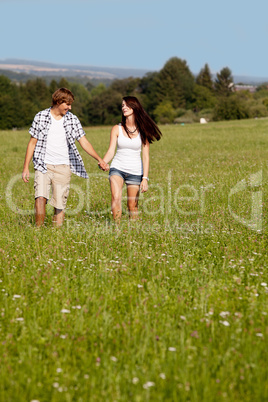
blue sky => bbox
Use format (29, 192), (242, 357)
(1, 0), (268, 78)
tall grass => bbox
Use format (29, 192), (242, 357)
(0, 119), (267, 401)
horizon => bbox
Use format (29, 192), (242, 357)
(0, 58), (268, 84)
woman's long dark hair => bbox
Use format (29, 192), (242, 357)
(121, 96), (162, 145)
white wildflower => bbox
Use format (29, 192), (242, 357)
(168, 347), (176, 352)
(219, 311), (230, 318)
(110, 356), (117, 362)
(16, 317), (24, 321)
(143, 381), (155, 389)
(61, 309), (70, 314)
(261, 282), (267, 287)
(180, 315), (186, 320)
(132, 377), (139, 384)
(159, 373), (166, 379)
(137, 284), (143, 288)
(219, 320), (230, 326)
(256, 333), (263, 337)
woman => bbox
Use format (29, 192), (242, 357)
(102, 96), (162, 222)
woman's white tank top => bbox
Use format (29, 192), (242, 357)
(110, 124), (143, 175)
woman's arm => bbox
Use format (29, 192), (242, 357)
(102, 125), (119, 164)
(78, 136), (109, 170)
(140, 140), (150, 193)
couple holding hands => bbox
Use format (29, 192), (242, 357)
(22, 88), (162, 227)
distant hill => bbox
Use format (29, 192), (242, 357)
(0, 58), (267, 85)
(0, 58), (151, 81)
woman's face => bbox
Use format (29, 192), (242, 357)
(122, 100), (134, 117)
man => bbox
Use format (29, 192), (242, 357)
(22, 87), (108, 227)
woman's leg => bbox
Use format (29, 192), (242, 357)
(127, 185), (140, 220)
(110, 175), (124, 223)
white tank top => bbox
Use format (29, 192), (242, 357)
(110, 124), (143, 175)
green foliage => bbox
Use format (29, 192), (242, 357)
(0, 60), (268, 129)
(213, 95), (250, 121)
(263, 98), (268, 108)
(139, 71), (160, 114)
(86, 89), (122, 125)
(214, 67), (234, 97)
(156, 57), (195, 108)
(174, 109), (198, 124)
(110, 77), (141, 96)
(196, 63), (214, 91)
(192, 84), (217, 111)
(154, 101), (176, 124)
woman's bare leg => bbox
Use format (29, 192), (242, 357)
(127, 185), (140, 220)
(110, 175), (124, 223)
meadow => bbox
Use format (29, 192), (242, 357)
(0, 118), (267, 401)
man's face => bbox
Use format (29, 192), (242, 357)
(58, 102), (72, 116)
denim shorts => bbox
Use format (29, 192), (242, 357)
(109, 168), (142, 185)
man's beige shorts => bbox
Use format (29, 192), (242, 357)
(34, 164), (72, 210)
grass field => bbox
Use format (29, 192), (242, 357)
(0, 118), (267, 401)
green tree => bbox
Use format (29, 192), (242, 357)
(58, 77), (70, 88)
(49, 79), (58, 95)
(110, 77), (140, 96)
(192, 84), (217, 111)
(214, 67), (234, 97)
(156, 57), (195, 109)
(154, 101), (176, 124)
(69, 83), (91, 125)
(138, 72), (160, 115)
(196, 63), (214, 91)
(24, 78), (50, 110)
(213, 95), (250, 121)
(86, 89), (122, 125)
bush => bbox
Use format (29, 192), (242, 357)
(213, 96), (250, 121)
(154, 101), (176, 124)
(174, 110), (198, 124)
(248, 103), (268, 118)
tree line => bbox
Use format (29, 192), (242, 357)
(1, 57), (268, 130)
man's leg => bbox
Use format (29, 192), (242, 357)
(50, 165), (71, 227)
(35, 196), (47, 227)
(53, 208), (65, 227)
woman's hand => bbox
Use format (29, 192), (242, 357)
(140, 178), (149, 193)
(98, 160), (109, 171)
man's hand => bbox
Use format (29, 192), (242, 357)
(22, 169), (30, 183)
(98, 160), (109, 171)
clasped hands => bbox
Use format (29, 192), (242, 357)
(98, 160), (109, 171)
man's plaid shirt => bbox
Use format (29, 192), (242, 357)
(29, 108), (89, 178)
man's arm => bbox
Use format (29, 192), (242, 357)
(78, 136), (109, 171)
(22, 137), (38, 182)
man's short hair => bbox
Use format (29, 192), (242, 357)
(52, 88), (75, 106)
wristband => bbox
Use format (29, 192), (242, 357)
(142, 177), (149, 181)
